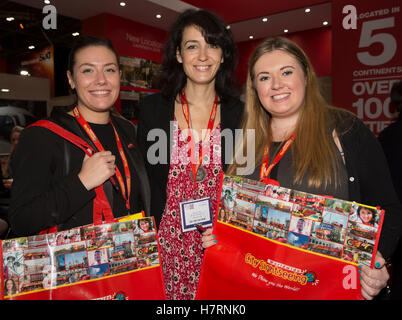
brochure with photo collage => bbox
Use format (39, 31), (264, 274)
(218, 175), (384, 267)
(1, 216), (160, 299)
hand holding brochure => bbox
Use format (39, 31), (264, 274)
(1, 215), (166, 300)
(196, 175), (385, 300)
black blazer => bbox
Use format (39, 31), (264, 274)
(137, 93), (244, 227)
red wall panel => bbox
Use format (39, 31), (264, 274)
(236, 27), (332, 85)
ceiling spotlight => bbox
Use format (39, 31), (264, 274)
(305, 8), (311, 13)
(72, 32), (80, 36)
(20, 70), (29, 76)
(1, 89), (10, 93)
(28, 45), (35, 50)
(120, 2), (126, 6)
(6, 17), (14, 22)
(323, 21), (329, 25)
(249, 35), (254, 39)
(156, 14), (162, 19)
(262, 17), (268, 22)
(284, 29), (289, 33)
(44, 0), (51, 4)
(226, 25), (231, 29)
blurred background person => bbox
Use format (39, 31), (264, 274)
(2, 125), (24, 180)
(378, 80), (402, 299)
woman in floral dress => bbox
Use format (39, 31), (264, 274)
(138, 9), (243, 299)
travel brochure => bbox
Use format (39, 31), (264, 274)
(218, 175), (384, 267)
(1, 217), (160, 298)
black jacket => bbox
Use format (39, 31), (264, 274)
(9, 109), (151, 236)
(378, 115), (402, 204)
(334, 110), (402, 259)
(137, 93), (244, 227)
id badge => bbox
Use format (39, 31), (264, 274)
(180, 197), (213, 232)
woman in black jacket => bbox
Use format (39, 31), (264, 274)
(226, 37), (402, 300)
(9, 36), (150, 236)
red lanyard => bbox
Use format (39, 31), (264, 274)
(73, 107), (132, 212)
(180, 90), (218, 188)
(260, 134), (295, 184)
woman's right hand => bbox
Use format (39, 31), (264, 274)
(78, 151), (116, 190)
(201, 227), (217, 249)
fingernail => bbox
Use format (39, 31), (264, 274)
(213, 240), (217, 244)
(358, 265), (362, 269)
(360, 276), (362, 280)
(375, 262), (381, 268)
(358, 269), (361, 274)
(212, 235), (216, 239)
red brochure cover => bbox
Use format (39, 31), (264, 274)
(196, 174), (385, 300)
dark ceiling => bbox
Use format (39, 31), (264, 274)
(0, 0), (81, 59)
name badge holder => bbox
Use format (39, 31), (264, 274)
(180, 197), (213, 233)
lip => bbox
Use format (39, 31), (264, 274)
(89, 90), (112, 97)
(194, 65), (211, 71)
(271, 93), (290, 101)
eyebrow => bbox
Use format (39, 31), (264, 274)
(183, 39), (199, 45)
(256, 65), (295, 77)
(78, 62), (118, 68)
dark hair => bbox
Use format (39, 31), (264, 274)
(160, 9), (239, 102)
(391, 80), (402, 113)
(68, 36), (119, 75)
(357, 206), (376, 224)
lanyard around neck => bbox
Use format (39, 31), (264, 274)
(180, 90), (218, 187)
(73, 107), (132, 212)
(259, 134), (295, 183)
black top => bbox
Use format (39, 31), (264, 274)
(137, 93), (244, 227)
(313, 109), (402, 259)
(89, 122), (143, 216)
(9, 110), (151, 236)
(378, 115), (402, 204)
(245, 141), (349, 200)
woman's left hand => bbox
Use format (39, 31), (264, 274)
(360, 251), (389, 300)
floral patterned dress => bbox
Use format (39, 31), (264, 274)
(158, 121), (222, 300)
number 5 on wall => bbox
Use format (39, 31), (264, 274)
(357, 17), (396, 66)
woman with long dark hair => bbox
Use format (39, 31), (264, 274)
(137, 9), (243, 299)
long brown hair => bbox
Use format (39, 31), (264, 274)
(228, 37), (340, 189)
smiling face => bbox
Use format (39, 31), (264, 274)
(139, 219), (150, 232)
(253, 49), (306, 122)
(359, 208), (374, 225)
(67, 45), (120, 122)
(176, 25), (223, 87)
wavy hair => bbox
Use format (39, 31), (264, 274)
(160, 9), (239, 102)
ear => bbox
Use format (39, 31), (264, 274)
(66, 70), (75, 90)
(176, 47), (183, 64)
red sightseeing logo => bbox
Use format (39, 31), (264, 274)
(245, 253), (318, 287)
